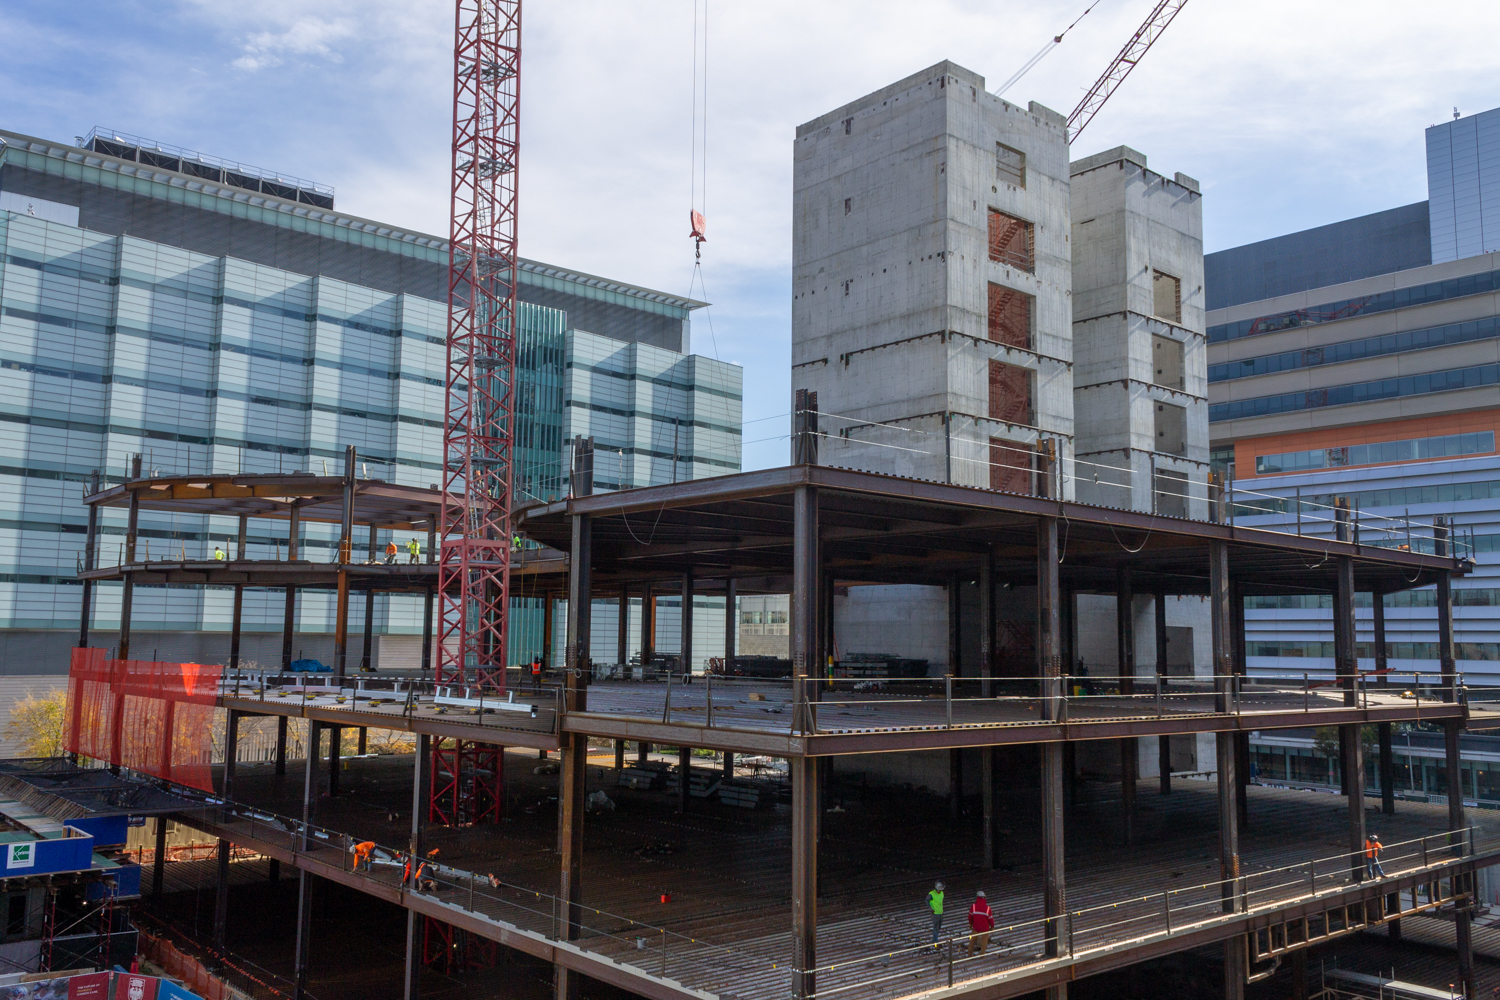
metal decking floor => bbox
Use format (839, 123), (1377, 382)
(196, 750), (1500, 1000)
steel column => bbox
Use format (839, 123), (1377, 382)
(275, 717), (288, 776)
(294, 719), (319, 1000)
(617, 587), (629, 670)
(1155, 590), (1171, 795)
(678, 745), (692, 813)
(681, 567), (694, 678)
(542, 594), (555, 669)
(118, 455), (142, 663)
(78, 470), (100, 648)
(1335, 555), (1365, 882)
(229, 514), (248, 670)
(411, 733), (430, 862)
(642, 585), (655, 666)
(1211, 537), (1243, 1000)
(282, 501), (300, 670)
(1232, 579), (1249, 831)
(1039, 514), (1065, 1000)
(723, 577), (737, 675)
(792, 487), (819, 733)
(557, 489), (590, 999)
(948, 572), (961, 679)
(791, 755), (818, 1000)
(1438, 570), (1457, 702)
(421, 586), (435, 675)
(151, 816), (167, 902)
(1117, 565), (1136, 845)
(362, 525), (378, 673)
(403, 909), (421, 1000)
(213, 837), (230, 953)
(982, 746), (995, 870)
(979, 546), (994, 697)
(1447, 718), (1474, 998)
(1375, 590), (1395, 816)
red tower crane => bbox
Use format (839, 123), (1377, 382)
(1067, 0), (1189, 144)
(430, 0), (521, 827)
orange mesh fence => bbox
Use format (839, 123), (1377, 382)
(65, 651), (222, 793)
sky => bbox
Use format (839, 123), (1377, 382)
(3, 0), (1499, 472)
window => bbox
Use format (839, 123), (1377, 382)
(1155, 402), (1187, 456)
(1153, 270), (1181, 323)
(1253, 431), (1495, 475)
(987, 210), (1034, 271)
(1152, 335), (1184, 389)
(1208, 315), (1500, 383)
(989, 439), (1034, 494)
(996, 142), (1025, 187)
(988, 360), (1033, 426)
(987, 284), (1032, 348)
(1210, 363), (1500, 422)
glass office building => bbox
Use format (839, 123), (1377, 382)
(0, 127), (741, 672)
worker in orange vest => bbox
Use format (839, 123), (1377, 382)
(531, 655), (543, 691)
(353, 840), (376, 872)
(384, 540), (398, 564)
(1365, 834), (1385, 878)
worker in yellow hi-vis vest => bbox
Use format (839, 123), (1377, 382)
(928, 881), (945, 946)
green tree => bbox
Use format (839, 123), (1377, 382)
(5, 688), (67, 758)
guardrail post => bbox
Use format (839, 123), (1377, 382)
(707, 674), (714, 728)
(1155, 674), (1162, 719)
(945, 676), (953, 729)
(661, 928), (667, 976)
(1304, 673), (1310, 713)
(662, 670), (673, 724)
(947, 938), (954, 987)
(1162, 892), (1171, 935)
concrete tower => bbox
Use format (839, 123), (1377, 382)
(792, 61), (1074, 494)
(1069, 146), (1208, 517)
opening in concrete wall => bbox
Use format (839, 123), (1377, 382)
(1153, 269), (1182, 322)
(995, 142), (1026, 188)
(987, 209), (1034, 272)
(1155, 401), (1187, 456)
(988, 439), (1034, 494)
(987, 284), (1033, 348)
(988, 360), (1033, 426)
(1154, 468), (1189, 517)
(1152, 334), (1185, 389)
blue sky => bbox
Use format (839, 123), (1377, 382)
(4, 0), (1498, 472)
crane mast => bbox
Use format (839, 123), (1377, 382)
(440, 0), (522, 693)
(1067, 0), (1188, 143)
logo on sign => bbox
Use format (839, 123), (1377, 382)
(9, 842), (34, 869)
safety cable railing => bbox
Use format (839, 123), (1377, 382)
(798, 826), (1486, 1000)
(790, 671), (1464, 735)
(163, 795), (783, 992)
(797, 408), (1477, 560)
(216, 670), (563, 737)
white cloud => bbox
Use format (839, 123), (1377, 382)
(230, 16), (355, 71)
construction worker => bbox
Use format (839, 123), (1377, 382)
(414, 858), (431, 891)
(402, 854), (412, 886)
(353, 840), (376, 872)
(967, 890), (994, 955)
(214, 546), (226, 561)
(384, 540), (398, 564)
(928, 881), (945, 946)
(407, 537), (420, 564)
(1365, 834), (1385, 878)
(531, 655), (543, 691)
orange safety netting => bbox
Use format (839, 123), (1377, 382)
(65, 648), (223, 792)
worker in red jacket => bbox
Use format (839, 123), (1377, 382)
(967, 890), (995, 955)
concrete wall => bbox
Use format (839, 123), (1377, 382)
(1070, 147), (1207, 516)
(792, 60), (1073, 490)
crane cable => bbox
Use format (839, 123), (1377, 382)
(994, 0), (1111, 98)
(687, 0), (720, 360)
